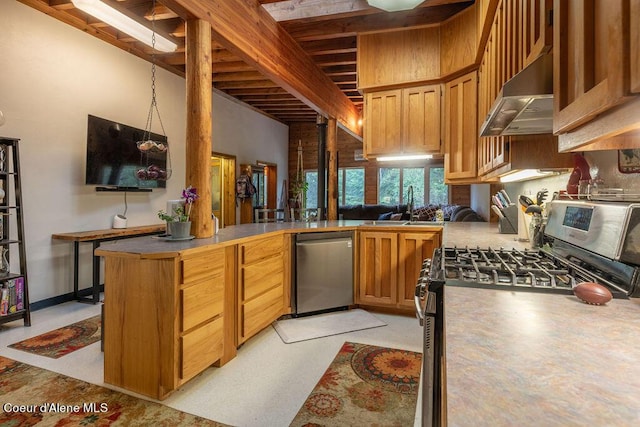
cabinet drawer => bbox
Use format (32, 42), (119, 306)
(240, 236), (284, 265)
(241, 253), (284, 301)
(181, 316), (223, 380)
(182, 248), (225, 284)
(181, 277), (224, 331)
(241, 284), (284, 340)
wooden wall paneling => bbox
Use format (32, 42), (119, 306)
(440, 4), (478, 77)
(357, 27), (441, 90)
(327, 117), (338, 220)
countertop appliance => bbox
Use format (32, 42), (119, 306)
(415, 259), (445, 427)
(294, 231), (353, 316)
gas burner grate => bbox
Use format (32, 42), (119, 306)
(442, 246), (580, 292)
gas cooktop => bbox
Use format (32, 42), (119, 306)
(436, 246), (629, 298)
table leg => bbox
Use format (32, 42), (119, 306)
(92, 241), (100, 304)
(73, 241), (79, 300)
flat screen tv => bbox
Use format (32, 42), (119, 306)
(85, 114), (168, 190)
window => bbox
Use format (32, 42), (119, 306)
(303, 168), (365, 208)
(378, 165), (448, 205)
(304, 170), (318, 208)
(338, 167), (364, 206)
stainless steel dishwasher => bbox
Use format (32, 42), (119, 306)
(294, 231), (353, 316)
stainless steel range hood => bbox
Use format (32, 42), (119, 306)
(479, 53), (553, 137)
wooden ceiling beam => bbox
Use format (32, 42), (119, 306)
(215, 79), (279, 90)
(313, 52), (356, 67)
(212, 61), (255, 73)
(164, 0), (361, 136)
(301, 36), (357, 55)
(213, 71), (266, 82)
(224, 88), (291, 96)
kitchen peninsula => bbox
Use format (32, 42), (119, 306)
(95, 220), (443, 399)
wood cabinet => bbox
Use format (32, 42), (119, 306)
(553, 0), (630, 134)
(237, 234), (287, 344)
(444, 71), (478, 182)
(102, 246), (232, 400)
(554, 0), (640, 151)
(358, 229), (442, 312)
(359, 231), (398, 306)
(480, 134), (573, 182)
(364, 85), (441, 158)
(357, 27), (440, 90)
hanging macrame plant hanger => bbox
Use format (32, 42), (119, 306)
(136, 0), (172, 182)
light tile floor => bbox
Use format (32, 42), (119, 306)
(0, 301), (424, 426)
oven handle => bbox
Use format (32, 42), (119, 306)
(414, 259), (431, 325)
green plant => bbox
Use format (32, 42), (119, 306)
(157, 206), (188, 222)
(157, 186), (199, 222)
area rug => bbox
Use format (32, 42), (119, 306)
(0, 356), (227, 426)
(290, 341), (422, 426)
(8, 315), (101, 358)
(272, 309), (387, 344)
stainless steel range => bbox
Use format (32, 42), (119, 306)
(414, 199), (640, 426)
(428, 200), (640, 298)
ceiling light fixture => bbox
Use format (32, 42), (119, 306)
(377, 154), (433, 162)
(367, 0), (425, 12)
(71, 0), (177, 52)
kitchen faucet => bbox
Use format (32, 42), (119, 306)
(406, 185), (415, 222)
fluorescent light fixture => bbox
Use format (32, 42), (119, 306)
(377, 154), (433, 162)
(500, 169), (569, 183)
(367, 0), (424, 12)
(72, 0), (177, 52)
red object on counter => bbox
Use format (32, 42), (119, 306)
(566, 154), (592, 196)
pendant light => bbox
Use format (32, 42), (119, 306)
(136, 0), (172, 182)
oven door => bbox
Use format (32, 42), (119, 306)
(415, 254), (445, 427)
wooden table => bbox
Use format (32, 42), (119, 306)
(52, 224), (165, 304)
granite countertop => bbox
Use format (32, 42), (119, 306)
(445, 286), (640, 426)
(95, 219), (520, 256)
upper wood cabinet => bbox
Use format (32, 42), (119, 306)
(358, 27), (440, 90)
(553, 0), (630, 134)
(444, 71), (478, 182)
(521, 0), (553, 67)
(364, 85), (441, 158)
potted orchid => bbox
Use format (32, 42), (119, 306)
(158, 186), (198, 238)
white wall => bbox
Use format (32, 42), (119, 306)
(0, 0), (289, 303)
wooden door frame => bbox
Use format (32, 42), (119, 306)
(256, 160), (278, 210)
(212, 151), (236, 228)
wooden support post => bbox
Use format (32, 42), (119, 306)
(327, 117), (338, 220)
(186, 19), (213, 238)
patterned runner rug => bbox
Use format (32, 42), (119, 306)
(290, 341), (422, 426)
(8, 315), (101, 358)
(0, 356), (227, 426)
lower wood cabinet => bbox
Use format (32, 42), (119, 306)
(102, 246), (231, 400)
(237, 234), (287, 344)
(358, 229), (442, 312)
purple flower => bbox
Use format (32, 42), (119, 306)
(182, 186), (198, 205)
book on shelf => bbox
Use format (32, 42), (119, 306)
(0, 277), (23, 315)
